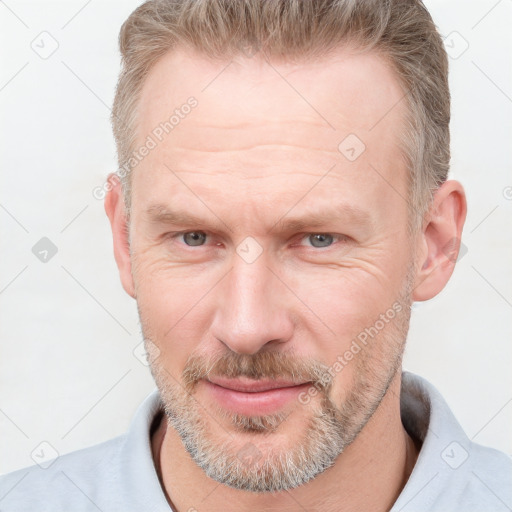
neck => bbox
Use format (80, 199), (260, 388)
(152, 370), (419, 512)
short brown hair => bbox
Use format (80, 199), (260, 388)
(111, 0), (450, 229)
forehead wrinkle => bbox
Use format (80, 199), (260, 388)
(164, 144), (341, 155)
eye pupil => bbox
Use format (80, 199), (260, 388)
(183, 231), (206, 246)
(309, 234), (333, 248)
(182, 232), (335, 247)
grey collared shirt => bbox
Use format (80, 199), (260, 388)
(1, 372), (511, 511)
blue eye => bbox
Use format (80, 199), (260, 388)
(173, 231), (340, 249)
(305, 234), (335, 248)
(181, 231), (207, 246)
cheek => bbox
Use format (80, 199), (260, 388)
(134, 262), (216, 374)
(284, 260), (405, 339)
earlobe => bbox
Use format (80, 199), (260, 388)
(104, 173), (136, 298)
(412, 180), (467, 302)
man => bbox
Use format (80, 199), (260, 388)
(1, 0), (510, 510)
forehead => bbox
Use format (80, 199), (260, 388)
(137, 46), (406, 143)
(132, 46), (409, 226)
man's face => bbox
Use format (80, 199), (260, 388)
(129, 47), (416, 491)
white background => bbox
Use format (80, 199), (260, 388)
(1, 0), (511, 475)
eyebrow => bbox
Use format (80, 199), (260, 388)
(272, 204), (373, 233)
(144, 203), (373, 233)
(145, 204), (229, 231)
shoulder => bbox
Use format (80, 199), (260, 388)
(0, 435), (126, 512)
(396, 372), (512, 512)
(459, 442), (512, 507)
(0, 390), (168, 512)
(425, 441), (512, 511)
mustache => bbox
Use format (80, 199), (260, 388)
(182, 351), (333, 394)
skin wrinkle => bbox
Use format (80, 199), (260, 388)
(146, 141), (400, 178)
(161, 144), (343, 154)
(168, 117), (335, 130)
(135, 48), (412, 500)
(136, 195), (396, 287)
(106, 43), (467, 512)
(143, 202), (376, 235)
(133, 169), (406, 227)
(151, 147), (406, 201)
(135, 212), (392, 281)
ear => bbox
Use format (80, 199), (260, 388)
(412, 180), (467, 301)
(104, 174), (136, 298)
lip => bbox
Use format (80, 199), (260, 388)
(202, 377), (311, 416)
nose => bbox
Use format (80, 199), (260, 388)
(210, 254), (294, 355)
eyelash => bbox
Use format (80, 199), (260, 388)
(297, 233), (347, 248)
(167, 231), (347, 249)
